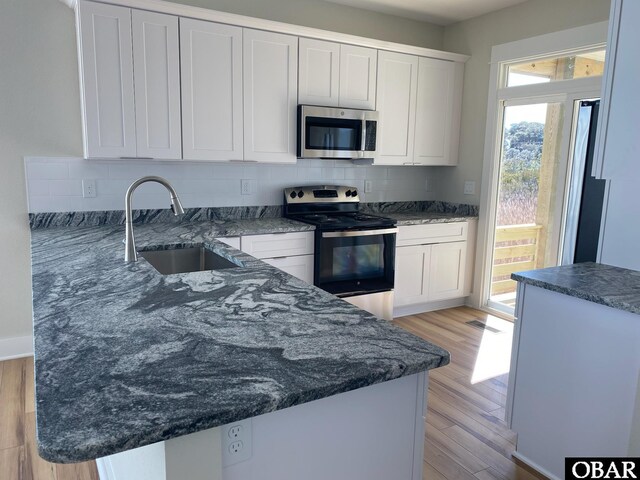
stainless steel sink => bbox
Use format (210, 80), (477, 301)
(139, 246), (240, 275)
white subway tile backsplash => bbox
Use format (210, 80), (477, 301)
(28, 180), (50, 196)
(24, 157), (434, 213)
(27, 162), (69, 180)
(68, 162), (110, 179)
(49, 179), (83, 197)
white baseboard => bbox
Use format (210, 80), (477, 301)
(512, 451), (560, 480)
(393, 297), (466, 319)
(0, 335), (33, 361)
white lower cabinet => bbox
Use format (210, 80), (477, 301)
(395, 245), (429, 307)
(263, 255), (314, 284)
(215, 237), (241, 249)
(394, 222), (472, 314)
(427, 242), (466, 301)
(240, 232), (314, 284)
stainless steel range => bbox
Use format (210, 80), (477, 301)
(284, 185), (397, 320)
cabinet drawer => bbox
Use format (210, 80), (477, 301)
(240, 232), (314, 259)
(397, 222), (467, 246)
(215, 237), (240, 249)
(263, 255), (314, 284)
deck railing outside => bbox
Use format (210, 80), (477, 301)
(490, 224), (543, 297)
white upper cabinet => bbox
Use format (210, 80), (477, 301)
(77, 1), (136, 158)
(180, 19), (243, 161)
(593, 0), (640, 179)
(339, 44), (377, 110)
(375, 51), (463, 166)
(298, 40), (377, 109)
(375, 51), (419, 165)
(298, 38), (340, 107)
(132, 10), (181, 159)
(243, 29), (298, 163)
(414, 57), (463, 166)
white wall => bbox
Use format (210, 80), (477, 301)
(169, 0), (444, 48)
(0, 0), (83, 343)
(24, 158), (434, 212)
(0, 0), (445, 347)
(436, 0), (611, 206)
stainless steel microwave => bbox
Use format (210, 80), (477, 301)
(297, 105), (379, 159)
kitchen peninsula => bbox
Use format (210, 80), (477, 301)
(507, 263), (640, 480)
(30, 212), (451, 480)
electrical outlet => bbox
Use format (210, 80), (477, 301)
(221, 419), (252, 466)
(241, 179), (252, 195)
(464, 181), (476, 195)
(228, 441), (243, 455)
(82, 179), (96, 198)
(228, 425), (242, 439)
(364, 180), (373, 193)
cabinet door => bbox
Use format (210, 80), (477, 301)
(263, 255), (314, 284)
(394, 245), (429, 307)
(298, 38), (339, 107)
(339, 45), (377, 109)
(77, 1), (136, 158)
(375, 51), (418, 165)
(414, 57), (463, 166)
(132, 10), (181, 159)
(243, 29), (298, 163)
(180, 19), (243, 161)
(427, 241), (467, 301)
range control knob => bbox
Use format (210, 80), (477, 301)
(289, 191), (297, 199)
(297, 191), (304, 198)
(345, 190), (352, 197)
(352, 190), (358, 197)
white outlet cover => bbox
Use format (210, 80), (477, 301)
(464, 181), (476, 195)
(82, 179), (96, 198)
(241, 179), (252, 196)
(364, 180), (373, 193)
(221, 418), (252, 466)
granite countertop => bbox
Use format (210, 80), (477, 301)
(512, 262), (640, 315)
(385, 212), (476, 226)
(31, 218), (450, 463)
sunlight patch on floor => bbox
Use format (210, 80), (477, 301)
(471, 315), (513, 384)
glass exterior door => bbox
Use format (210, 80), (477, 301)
(488, 101), (566, 312)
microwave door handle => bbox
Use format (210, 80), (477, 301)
(361, 119), (367, 152)
(322, 228), (398, 238)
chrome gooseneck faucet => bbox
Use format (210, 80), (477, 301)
(124, 176), (185, 263)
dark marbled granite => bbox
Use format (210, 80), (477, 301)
(361, 201), (479, 217)
(512, 262), (640, 315)
(31, 221), (450, 463)
(385, 212), (476, 225)
(29, 205), (283, 229)
(30, 201), (478, 230)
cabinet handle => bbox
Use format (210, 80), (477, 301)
(403, 162), (415, 165)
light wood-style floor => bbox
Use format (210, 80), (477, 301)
(0, 306), (543, 480)
(394, 307), (546, 480)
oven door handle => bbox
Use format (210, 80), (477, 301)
(321, 228), (398, 238)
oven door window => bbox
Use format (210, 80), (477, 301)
(306, 117), (362, 151)
(317, 232), (395, 296)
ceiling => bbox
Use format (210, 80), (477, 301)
(322, 0), (530, 26)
